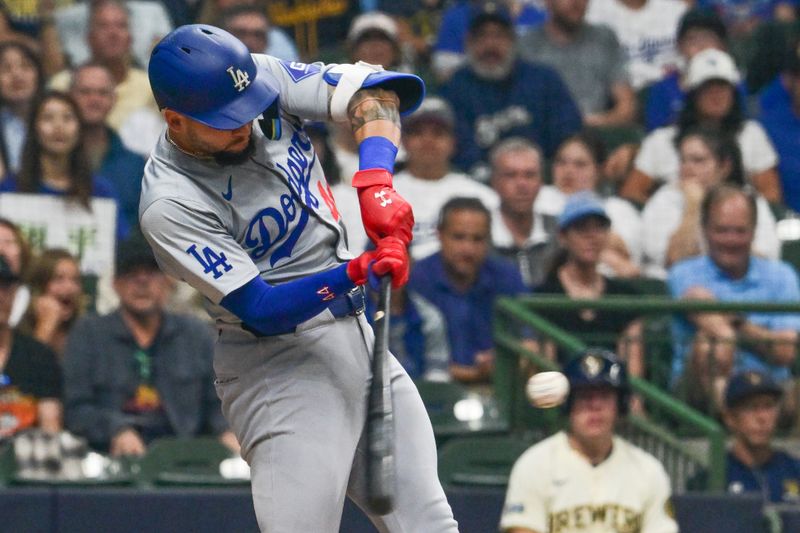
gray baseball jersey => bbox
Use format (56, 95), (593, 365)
(140, 56), (353, 325)
(139, 55), (458, 532)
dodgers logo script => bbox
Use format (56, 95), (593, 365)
(227, 66), (250, 92)
(245, 129), (319, 267)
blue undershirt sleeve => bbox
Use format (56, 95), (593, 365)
(219, 264), (355, 336)
(358, 136), (398, 173)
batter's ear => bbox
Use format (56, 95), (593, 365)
(163, 109), (185, 131)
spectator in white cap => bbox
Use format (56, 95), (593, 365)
(394, 96), (498, 260)
(347, 11), (409, 71)
(623, 49), (781, 206)
(329, 11), (413, 252)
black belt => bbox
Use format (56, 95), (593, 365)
(242, 286), (365, 337)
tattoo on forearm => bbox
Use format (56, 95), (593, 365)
(347, 88), (401, 133)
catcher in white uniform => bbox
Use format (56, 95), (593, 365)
(139, 24), (457, 532)
(501, 349), (678, 533)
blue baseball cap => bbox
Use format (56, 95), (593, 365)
(149, 24), (281, 130)
(558, 192), (611, 230)
(725, 370), (783, 408)
(468, 1), (513, 33)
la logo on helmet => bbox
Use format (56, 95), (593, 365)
(227, 66), (251, 92)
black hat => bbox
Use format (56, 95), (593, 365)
(563, 348), (630, 415)
(115, 234), (159, 276)
(468, 1), (513, 34)
(677, 8), (727, 43)
(724, 370), (783, 409)
(0, 255), (19, 284)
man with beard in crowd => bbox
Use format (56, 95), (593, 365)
(440, 1), (582, 181)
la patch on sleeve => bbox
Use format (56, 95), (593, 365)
(280, 61), (320, 83)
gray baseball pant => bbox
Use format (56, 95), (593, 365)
(213, 310), (459, 532)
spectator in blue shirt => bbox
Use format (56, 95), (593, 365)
(365, 286), (451, 382)
(668, 185), (800, 411)
(408, 197), (527, 383)
(439, 2), (582, 180)
(69, 63), (146, 232)
(717, 371), (800, 502)
(758, 42), (800, 211)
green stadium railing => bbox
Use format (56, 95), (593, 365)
(494, 295), (800, 493)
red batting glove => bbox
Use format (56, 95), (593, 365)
(352, 169), (414, 246)
(371, 236), (410, 289)
(346, 250), (376, 286)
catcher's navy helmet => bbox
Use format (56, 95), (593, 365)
(148, 24), (280, 130)
(563, 348), (630, 415)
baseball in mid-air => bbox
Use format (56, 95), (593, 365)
(526, 371), (570, 408)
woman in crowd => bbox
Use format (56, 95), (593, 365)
(21, 248), (83, 359)
(626, 49), (781, 205)
(0, 218), (33, 327)
(536, 192), (645, 396)
(537, 132), (642, 277)
(0, 249), (62, 438)
(0, 41), (44, 177)
(641, 129), (779, 278)
(0, 91), (128, 240)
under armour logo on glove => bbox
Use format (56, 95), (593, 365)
(374, 190), (393, 208)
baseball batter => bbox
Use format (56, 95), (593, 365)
(501, 349), (678, 533)
(138, 25), (458, 532)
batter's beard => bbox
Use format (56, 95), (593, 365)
(212, 135), (256, 166)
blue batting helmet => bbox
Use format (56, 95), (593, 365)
(148, 24), (280, 130)
(563, 348), (630, 415)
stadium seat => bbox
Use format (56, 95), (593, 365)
(415, 381), (507, 446)
(2, 431), (134, 487)
(437, 433), (537, 489)
(0, 442), (14, 487)
(137, 437), (248, 487)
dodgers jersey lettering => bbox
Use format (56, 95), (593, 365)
(139, 55), (354, 326)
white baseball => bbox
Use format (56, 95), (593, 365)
(526, 371), (570, 408)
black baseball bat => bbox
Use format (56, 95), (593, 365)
(366, 275), (395, 515)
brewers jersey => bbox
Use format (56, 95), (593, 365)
(501, 431), (678, 533)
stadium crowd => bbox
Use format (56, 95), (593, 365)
(1, 0), (800, 505)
